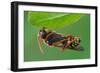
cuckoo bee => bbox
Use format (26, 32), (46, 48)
(37, 27), (83, 54)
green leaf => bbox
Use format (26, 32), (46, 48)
(28, 11), (85, 29)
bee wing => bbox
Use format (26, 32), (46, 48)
(37, 33), (44, 54)
(75, 46), (84, 51)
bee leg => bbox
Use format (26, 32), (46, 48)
(61, 41), (68, 51)
(37, 33), (44, 54)
(61, 47), (65, 52)
(64, 40), (74, 49)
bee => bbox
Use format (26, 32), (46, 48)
(37, 27), (83, 54)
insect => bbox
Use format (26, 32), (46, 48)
(37, 27), (83, 54)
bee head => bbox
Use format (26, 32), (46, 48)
(74, 37), (81, 45)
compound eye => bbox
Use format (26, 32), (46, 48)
(79, 39), (81, 42)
